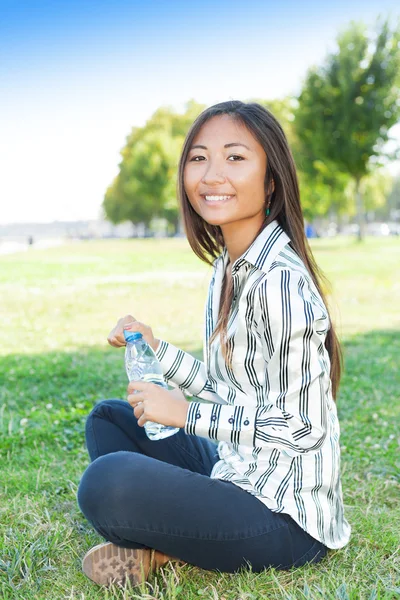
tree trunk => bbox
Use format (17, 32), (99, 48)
(355, 177), (365, 242)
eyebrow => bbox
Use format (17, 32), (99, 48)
(189, 142), (252, 151)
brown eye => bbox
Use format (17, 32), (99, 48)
(189, 156), (205, 162)
(228, 155), (244, 161)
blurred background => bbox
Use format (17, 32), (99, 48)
(1, 0), (400, 252)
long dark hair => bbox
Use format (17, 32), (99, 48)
(177, 100), (342, 400)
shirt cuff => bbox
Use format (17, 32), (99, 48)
(184, 401), (253, 443)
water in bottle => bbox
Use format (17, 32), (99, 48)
(123, 330), (179, 440)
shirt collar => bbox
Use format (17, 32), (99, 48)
(214, 220), (291, 275)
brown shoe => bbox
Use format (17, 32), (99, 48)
(81, 542), (185, 587)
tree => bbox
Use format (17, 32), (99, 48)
(104, 130), (174, 228)
(360, 168), (393, 215)
(249, 97), (297, 147)
(297, 160), (351, 222)
(295, 18), (400, 239)
(252, 97), (351, 221)
(103, 100), (206, 233)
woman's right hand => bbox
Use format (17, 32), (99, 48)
(107, 315), (160, 353)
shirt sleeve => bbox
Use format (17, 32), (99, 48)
(184, 268), (331, 454)
(155, 339), (225, 403)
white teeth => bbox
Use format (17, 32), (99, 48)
(204, 195), (232, 201)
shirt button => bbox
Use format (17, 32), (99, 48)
(211, 415), (217, 422)
(244, 419), (250, 426)
(228, 417), (234, 424)
(196, 412), (201, 419)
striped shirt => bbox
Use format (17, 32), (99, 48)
(155, 220), (351, 549)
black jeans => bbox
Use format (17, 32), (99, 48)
(77, 399), (327, 573)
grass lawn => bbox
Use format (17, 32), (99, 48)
(0, 236), (399, 599)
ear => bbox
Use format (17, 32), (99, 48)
(266, 179), (275, 196)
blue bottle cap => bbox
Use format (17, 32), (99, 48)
(123, 330), (143, 343)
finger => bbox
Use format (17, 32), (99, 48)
(109, 337), (126, 347)
(127, 393), (141, 405)
(127, 393), (144, 406)
(127, 381), (151, 393)
(119, 315), (136, 326)
(120, 322), (146, 343)
(123, 321), (149, 332)
(109, 316), (137, 344)
(123, 320), (137, 328)
(137, 413), (146, 427)
(117, 325), (140, 342)
(133, 403), (144, 419)
(127, 383), (142, 396)
(107, 330), (126, 345)
(123, 315), (136, 322)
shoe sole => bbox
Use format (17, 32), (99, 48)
(82, 543), (152, 587)
(82, 542), (186, 587)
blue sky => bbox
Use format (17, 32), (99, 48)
(1, 0), (399, 224)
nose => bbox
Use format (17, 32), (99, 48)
(200, 158), (226, 185)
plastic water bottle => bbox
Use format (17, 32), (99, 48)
(123, 330), (179, 441)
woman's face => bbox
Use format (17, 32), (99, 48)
(183, 114), (268, 230)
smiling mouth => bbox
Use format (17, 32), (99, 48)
(202, 194), (235, 203)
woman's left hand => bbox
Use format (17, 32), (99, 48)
(127, 381), (190, 429)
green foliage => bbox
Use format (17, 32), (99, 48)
(104, 130), (178, 226)
(296, 19), (400, 178)
(250, 97), (353, 220)
(103, 100), (206, 230)
(249, 97), (297, 147)
(0, 238), (399, 598)
(297, 159), (352, 220)
(295, 18), (400, 232)
(358, 168), (394, 212)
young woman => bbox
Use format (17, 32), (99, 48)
(77, 100), (351, 587)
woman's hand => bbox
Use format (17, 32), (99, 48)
(127, 381), (190, 429)
(107, 314), (160, 353)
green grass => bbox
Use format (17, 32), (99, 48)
(0, 236), (399, 599)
